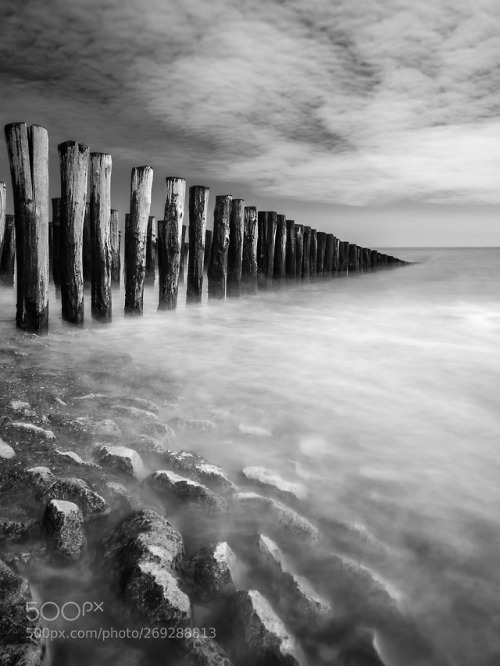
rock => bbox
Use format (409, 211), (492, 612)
(54, 396), (68, 407)
(141, 420), (177, 440)
(105, 481), (153, 512)
(145, 471), (228, 516)
(41, 477), (108, 518)
(8, 399), (31, 413)
(94, 444), (146, 480)
(74, 417), (122, 439)
(160, 450), (235, 495)
(133, 434), (171, 456)
(24, 466), (56, 490)
(112, 404), (158, 422)
(56, 449), (85, 464)
(186, 542), (237, 603)
(235, 493), (320, 544)
(248, 534), (331, 621)
(72, 393), (108, 400)
(241, 467), (306, 502)
(7, 421), (55, 440)
(101, 509), (191, 627)
(0, 437), (16, 459)
(238, 425), (273, 438)
(230, 589), (301, 666)
(0, 559), (45, 664)
(126, 397), (161, 413)
(336, 627), (386, 666)
(168, 417), (216, 432)
(43, 499), (86, 561)
(0, 519), (41, 543)
(181, 634), (233, 665)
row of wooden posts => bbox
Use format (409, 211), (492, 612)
(0, 123), (409, 333)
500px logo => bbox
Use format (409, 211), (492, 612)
(26, 601), (104, 622)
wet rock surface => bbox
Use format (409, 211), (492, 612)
(241, 466), (306, 503)
(169, 417), (216, 432)
(160, 450), (236, 495)
(94, 444), (146, 479)
(186, 542), (237, 603)
(145, 470), (228, 516)
(43, 499), (86, 561)
(40, 477), (109, 518)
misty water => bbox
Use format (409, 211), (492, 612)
(1, 247), (499, 666)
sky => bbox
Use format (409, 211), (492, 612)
(0, 0), (499, 246)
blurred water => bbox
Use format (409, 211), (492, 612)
(1, 247), (500, 666)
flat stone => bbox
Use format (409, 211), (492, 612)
(168, 417), (216, 432)
(7, 421), (55, 439)
(43, 499), (86, 561)
(186, 542), (237, 603)
(145, 471), (228, 516)
(242, 466), (306, 502)
(56, 450), (85, 464)
(235, 493), (320, 544)
(94, 444), (146, 480)
(42, 477), (108, 518)
(0, 437), (16, 459)
(231, 589), (301, 666)
(112, 405), (158, 422)
(160, 450), (235, 495)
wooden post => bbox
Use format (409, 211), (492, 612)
(371, 251), (378, 270)
(187, 186), (209, 303)
(5, 123), (49, 332)
(257, 211), (268, 289)
(158, 177), (186, 310)
(339, 241), (349, 272)
(204, 229), (212, 272)
(179, 224), (186, 283)
(286, 219), (296, 280)
(333, 237), (341, 273)
(145, 216), (156, 284)
(51, 198), (61, 287)
(0, 214), (15, 286)
(124, 166), (153, 315)
(356, 246), (363, 272)
(363, 248), (371, 271)
(295, 224), (304, 279)
(302, 226), (311, 278)
(310, 229), (317, 275)
(348, 244), (358, 273)
(89, 152), (113, 321)
(0, 182), (5, 258)
(242, 206), (258, 294)
(324, 234), (334, 274)
(273, 214), (287, 281)
(208, 194), (231, 299)
(58, 141), (89, 325)
(316, 231), (326, 276)
(227, 198), (244, 297)
(110, 209), (120, 283)
(264, 211), (277, 287)
(83, 203), (91, 282)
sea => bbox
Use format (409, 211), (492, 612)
(1, 247), (499, 666)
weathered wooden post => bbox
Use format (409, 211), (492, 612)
(310, 229), (318, 275)
(363, 248), (371, 271)
(241, 206), (258, 294)
(208, 195), (231, 299)
(187, 186), (209, 303)
(316, 231), (326, 276)
(348, 244), (358, 273)
(83, 203), (92, 283)
(58, 141), (89, 325)
(302, 226), (311, 277)
(257, 211), (268, 289)
(124, 166), (153, 315)
(227, 198), (244, 297)
(333, 237), (341, 273)
(339, 241), (349, 272)
(204, 229), (212, 272)
(179, 224), (186, 283)
(0, 214), (15, 285)
(89, 152), (112, 321)
(0, 182), (5, 257)
(356, 246), (363, 272)
(5, 123), (49, 332)
(51, 198), (61, 287)
(285, 219), (296, 280)
(295, 224), (304, 279)
(273, 214), (287, 282)
(371, 251), (378, 269)
(263, 211), (277, 288)
(110, 209), (120, 284)
(158, 177), (186, 310)
(324, 234), (334, 274)
(145, 215), (156, 284)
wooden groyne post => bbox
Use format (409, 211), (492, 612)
(110, 209), (120, 284)
(125, 166), (154, 315)
(146, 215), (156, 284)
(179, 224), (186, 284)
(310, 228), (317, 275)
(295, 224), (304, 279)
(58, 140), (89, 325)
(208, 194), (231, 299)
(241, 206), (258, 294)
(273, 214), (287, 281)
(263, 211), (277, 288)
(89, 152), (112, 321)
(339, 241), (349, 272)
(204, 229), (212, 272)
(0, 182), (5, 258)
(51, 198), (61, 287)
(348, 243), (359, 273)
(257, 211), (268, 289)
(286, 219), (296, 279)
(227, 198), (244, 297)
(187, 185), (209, 303)
(324, 234), (334, 274)
(0, 214), (15, 285)
(302, 226), (311, 278)
(83, 204), (92, 282)
(157, 177), (186, 310)
(316, 231), (326, 276)
(5, 123), (49, 332)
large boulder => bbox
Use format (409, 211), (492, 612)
(186, 542), (237, 603)
(93, 444), (146, 480)
(43, 500), (86, 561)
(41, 477), (108, 518)
(160, 450), (235, 495)
(101, 509), (191, 627)
(144, 471), (228, 516)
(0, 558), (45, 664)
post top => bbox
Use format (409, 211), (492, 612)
(58, 140), (89, 153)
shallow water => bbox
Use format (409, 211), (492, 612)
(1, 248), (500, 666)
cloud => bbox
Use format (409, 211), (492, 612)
(0, 0), (499, 206)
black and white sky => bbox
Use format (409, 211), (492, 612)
(1, 0), (499, 246)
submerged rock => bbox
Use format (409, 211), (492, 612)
(0, 559), (45, 665)
(145, 470), (228, 516)
(141, 420), (177, 441)
(235, 493), (320, 544)
(101, 509), (191, 627)
(230, 589), (301, 666)
(74, 417), (122, 439)
(112, 404), (158, 422)
(6, 421), (55, 440)
(241, 466), (306, 502)
(0, 437), (16, 459)
(168, 417), (216, 432)
(41, 477), (108, 518)
(43, 499), (86, 561)
(94, 444), (146, 479)
(133, 434), (172, 456)
(160, 450), (235, 495)
(186, 542), (237, 603)
(126, 397), (161, 413)
(238, 424), (273, 438)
